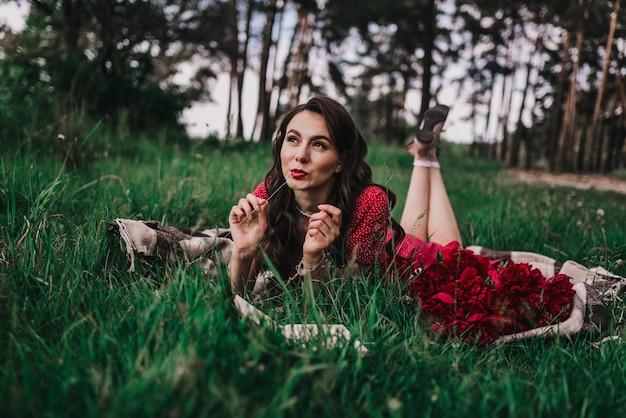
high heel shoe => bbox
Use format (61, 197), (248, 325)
(404, 104), (450, 148)
(415, 104), (449, 143)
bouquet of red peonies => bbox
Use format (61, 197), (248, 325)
(409, 241), (576, 345)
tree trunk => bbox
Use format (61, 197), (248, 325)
(501, 70), (515, 163)
(525, 28), (547, 170)
(557, 54), (577, 172)
(510, 43), (535, 168)
(273, 5), (299, 124)
(584, 0), (620, 172)
(235, 0), (255, 139)
(54, 0), (86, 134)
(614, 75), (626, 170)
(578, 113), (590, 170)
(549, 30), (570, 171)
(497, 34), (516, 163)
(485, 69), (497, 160)
(481, 81), (493, 144)
(292, 13), (315, 105)
(265, 3), (286, 131)
(256, 0), (279, 142)
(286, 8), (312, 107)
(557, 7), (587, 172)
(225, 0), (238, 139)
(595, 110), (606, 171)
(497, 69), (514, 162)
(418, 0), (436, 122)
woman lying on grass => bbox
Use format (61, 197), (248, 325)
(228, 96), (460, 293)
(227, 96), (622, 345)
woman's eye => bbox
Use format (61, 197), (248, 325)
(313, 141), (327, 149)
(286, 135), (298, 143)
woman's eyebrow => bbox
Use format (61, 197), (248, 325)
(287, 128), (330, 142)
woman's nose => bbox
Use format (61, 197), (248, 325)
(295, 145), (309, 162)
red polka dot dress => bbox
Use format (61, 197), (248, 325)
(253, 183), (443, 281)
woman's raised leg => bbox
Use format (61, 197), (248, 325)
(399, 106), (462, 246)
(426, 166), (462, 245)
(399, 161), (431, 240)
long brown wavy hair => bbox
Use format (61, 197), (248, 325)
(256, 96), (402, 280)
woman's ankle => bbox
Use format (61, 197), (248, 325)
(416, 149), (438, 161)
(408, 137), (438, 160)
(413, 158), (440, 169)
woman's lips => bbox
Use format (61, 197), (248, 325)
(291, 169), (307, 180)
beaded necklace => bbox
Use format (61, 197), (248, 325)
(295, 205), (313, 218)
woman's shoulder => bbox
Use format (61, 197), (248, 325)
(353, 185), (390, 218)
(356, 184), (389, 204)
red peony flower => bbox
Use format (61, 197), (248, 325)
(409, 243), (575, 345)
(542, 274), (576, 320)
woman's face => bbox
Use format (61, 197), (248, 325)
(280, 110), (344, 198)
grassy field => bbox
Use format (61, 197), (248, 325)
(1, 137), (626, 417)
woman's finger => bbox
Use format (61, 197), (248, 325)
(317, 204), (342, 225)
(230, 194), (267, 223)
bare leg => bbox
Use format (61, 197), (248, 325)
(427, 168), (462, 245)
(400, 165), (430, 240)
(400, 120), (462, 246)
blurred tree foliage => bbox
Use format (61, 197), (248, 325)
(0, 0), (230, 150)
(0, 0), (624, 173)
(456, 0), (625, 173)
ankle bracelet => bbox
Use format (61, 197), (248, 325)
(413, 159), (440, 169)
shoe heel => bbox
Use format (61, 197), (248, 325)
(415, 104), (449, 143)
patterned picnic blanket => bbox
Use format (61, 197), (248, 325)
(107, 218), (233, 274)
(107, 218), (625, 345)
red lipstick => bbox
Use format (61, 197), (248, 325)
(291, 169), (307, 180)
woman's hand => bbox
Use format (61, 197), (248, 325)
(302, 204), (342, 265)
(229, 193), (268, 256)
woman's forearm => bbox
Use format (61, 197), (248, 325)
(228, 249), (256, 295)
(297, 251), (331, 282)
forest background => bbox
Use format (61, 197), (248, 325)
(1, 0), (625, 174)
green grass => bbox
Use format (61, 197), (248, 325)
(1, 138), (626, 417)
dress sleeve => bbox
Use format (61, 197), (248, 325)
(346, 186), (390, 266)
(252, 182), (268, 199)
